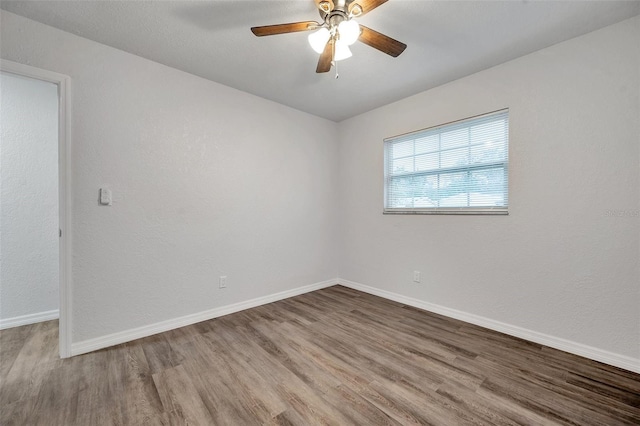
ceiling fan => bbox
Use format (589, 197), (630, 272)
(251, 0), (407, 74)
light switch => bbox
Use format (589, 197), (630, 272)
(99, 188), (112, 206)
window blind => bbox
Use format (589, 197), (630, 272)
(384, 109), (509, 214)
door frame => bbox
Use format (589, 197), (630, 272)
(1, 59), (72, 358)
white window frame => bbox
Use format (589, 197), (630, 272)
(383, 109), (509, 215)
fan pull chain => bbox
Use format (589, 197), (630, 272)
(334, 60), (339, 79)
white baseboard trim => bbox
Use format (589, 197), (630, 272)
(70, 279), (338, 356)
(338, 278), (640, 374)
(0, 309), (59, 330)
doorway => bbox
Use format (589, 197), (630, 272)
(0, 60), (71, 358)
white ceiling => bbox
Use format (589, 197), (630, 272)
(2, 1), (639, 121)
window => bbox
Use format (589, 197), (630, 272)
(384, 109), (509, 215)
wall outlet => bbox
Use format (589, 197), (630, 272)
(413, 271), (421, 283)
(219, 276), (227, 289)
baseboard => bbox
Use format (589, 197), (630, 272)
(0, 309), (59, 330)
(338, 278), (640, 374)
(70, 278), (338, 356)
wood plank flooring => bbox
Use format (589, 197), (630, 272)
(1, 285), (639, 425)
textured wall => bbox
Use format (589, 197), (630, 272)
(0, 11), (339, 343)
(337, 17), (640, 360)
(0, 72), (59, 321)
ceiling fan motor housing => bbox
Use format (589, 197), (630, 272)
(321, 7), (348, 28)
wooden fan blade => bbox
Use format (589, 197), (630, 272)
(358, 25), (406, 57)
(251, 21), (319, 36)
(349, 0), (388, 16)
(316, 40), (334, 73)
(314, 0), (334, 13)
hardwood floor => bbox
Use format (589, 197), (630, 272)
(1, 285), (639, 425)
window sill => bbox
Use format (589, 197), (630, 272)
(383, 208), (508, 215)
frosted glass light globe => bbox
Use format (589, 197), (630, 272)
(334, 40), (353, 61)
(338, 19), (360, 46)
(308, 28), (330, 54)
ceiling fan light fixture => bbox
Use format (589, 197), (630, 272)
(308, 27), (331, 54)
(338, 19), (360, 45)
(334, 40), (353, 61)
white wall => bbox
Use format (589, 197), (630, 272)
(338, 17), (640, 361)
(0, 11), (339, 344)
(0, 72), (59, 325)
